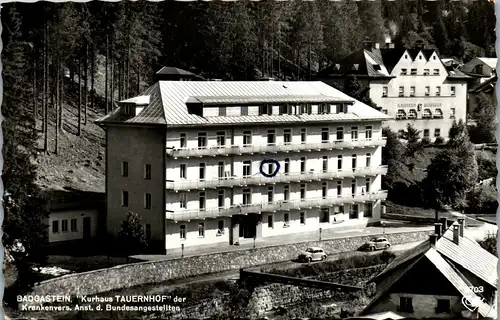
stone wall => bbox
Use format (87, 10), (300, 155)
(382, 213), (435, 224)
(29, 230), (431, 298)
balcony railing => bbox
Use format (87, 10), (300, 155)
(166, 138), (386, 158)
(165, 191), (388, 221)
(166, 166), (388, 191)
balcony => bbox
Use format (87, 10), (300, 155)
(165, 191), (388, 221)
(166, 138), (386, 158)
(166, 166), (388, 191)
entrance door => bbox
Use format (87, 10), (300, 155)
(240, 214), (257, 238)
(83, 217), (91, 240)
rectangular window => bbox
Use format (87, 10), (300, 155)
(410, 68), (417, 75)
(322, 156), (328, 173)
(450, 108), (456, 118)
(399, 86), (404, 97)
(121, 161), (129, 177)
(425, 86), (430, 96)
(320, 208), (330, 223)
(399, 297), (413, 312)
(321, 128), (329, 143)
(180, 225), (186, 240)
(241, 106), (248, 116)
(410, 86), (415, 97)
(382, 87), (388, 97)
(365, 126), (372, 140)
(243, 130), (252, 146)
(199, 163), (206, 180)
(351, 180), (356, 195)
(337, 155), (343, 170)
(144, 193), (151, 209)
(268, 214), (274, 228)
(322, 182), (328, 199)
(197, 132), (207, 149)
(423, 69), (429, 76)
(366, 153), (371, 167)
(145, 224), (151, 240)
(180, 133), (186, 148)
(180, 193), (187, 208)
(435, 128), (441, 137)
(284, 213), (290, 226)
(424, 129), (430, 138)
(300, 128), (306, 143)
(218, 190), (224, 208)
(52, 220), (59, 233)
(180, 164), (186, 179)
(351, 126), (358, 140)
(284, 186), (290, 201)
(318, 104), (330, 114)
(433, 69), (439, 75)
(300, 184), (306, 200)
(349, 204), (359, 219)
(451, 86), (456, 96)
(336, 104), (348, 114)
(300, 212), (306, 225)
(198, 222), (205, 237)
(259, 105), (272, 115)
(218, 161), (224, 178)
(364, 203), (373, 218)
(436, 299), (450, 314)
(400, 68), (407, 75)
(267, 130), (276, 145)
(284, 158), (290, 174)
(337, 181), (342, 196)
(284, 129), (292, 145)
(243, 188), (251, 205)
(300, 157), (306, 173)
(337, 127), (344, 140)
(122, 191), (129, 207)
(243, 160), (251, 177)
(216, 131), (226, 147)
(436, 86), (441, 96)
(144, 164), (151, 180)
(267, 186), (274, 203)
(352, 154), (357, 170)
(199, 191), (206, 210)
(218, 220), (224, 234)
(365, 178), (371, 193)
(61, 220), (68, 232)
(219, 106), (226, 116)
(70, 219), (77, 232)
(334, 205), (344, 215)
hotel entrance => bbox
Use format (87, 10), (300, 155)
(230, 213), (262, 244)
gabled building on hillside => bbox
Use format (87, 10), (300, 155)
(361, 218), (498, 319)
(96, 81), (390, 253)
(468, 75), (497, 116)
(154, 66), (205, 82)
(315, 40), (470, 141)
(460, 58), (497, 87)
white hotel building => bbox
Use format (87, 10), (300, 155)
(97, 81), (390, 253)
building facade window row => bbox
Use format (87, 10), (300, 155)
(399, 68), (440, 76)
(395, 108), (453, 120)
(383, 86), (455, 98)
(121, 191), (152, 209)
(52, 218), (79, 234)
(121, 161), (152, 180)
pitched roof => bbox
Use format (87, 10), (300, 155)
(95, 81), (391, 128)
(156, 67), (198, 77)
(469, 75), (497, 93)
(477, 57), (498, 69)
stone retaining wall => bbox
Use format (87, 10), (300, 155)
(382, 213), (435, 224)
(29, 230), (431, 298)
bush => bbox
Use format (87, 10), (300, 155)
(478, 233), (497, 257)
(434, 136), (445, 144)
(466, 184), (497, 215)
(422, 137), (431, 145)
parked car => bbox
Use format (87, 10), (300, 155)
(361, 237), (391, 251)
(297, 247), (327, 262)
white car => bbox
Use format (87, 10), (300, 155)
(297, 247), (327, 262)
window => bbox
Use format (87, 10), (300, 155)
(268, 214), (274, 228)
(144, 193), (151, 209)
(382, 109), (388, 114)
(122, 191), (129, 207)
(300, 212), (306, 225)
(382, 87), (388, 97)
(318, 104), (330, 114)
(180, 225), (186, 240)
(61, 220), (68, 232)
(365, 126), (372, 140)
(436, 86), (441, 96)
(365, 178), (371, 193)
(410, 86), (415, 97)
(199, 191), (206, 210)
(336, 104), (348, 113)
(322, 156), (328, 173)
(351, 180), (357, 196)
(320, 208), (330, 223)
(243, 188), (251, 205)
(433, 69), (439, 75)
(219, 106), (226, 116)
(399, 297), (413, 312)
(198, 222), (205, 237)
(180, 193), (187, 208)
(425, 86), (430, 96)
(366, 153), (371, 167)
(434, 128), (441, 137)
(267, 130), (276, 145)
(352, 154), (357, 170)
(218, 220), (224, 234)
(180, 133), (186, 148)
(337, 181), (342, 196)
(349, 204), (359, 219)
(284, 213), (290, 227)
(337, 155), (343, 170)
(434, 108), (443, 119)
(423, 69), (429, 75)
(396, 109), (406, 119)
(450, 108), (456, 118)
(124, 105), (132, 115)
(399, 86), (404, 97)
(241, 106), (248, 116)
(144, 164), (151, 180)
(198, 132), (207, 149)
(424, 129), (430, 138)
(422, 109), (432, 119)
(199, 163), (206, 180)
(400, 68), (407, 75)
(279, 104), (289, 115)
(284, 186), (290, 201)
(145, 224), (151, 240)
(180, 164), (186, 179)
(243, 130), (252, 146)
(410, 69), (417, 75)
(243, 160), (251, 177)
(218, 161), (225, 178)
(300, 184), (306, 200)
(322, 182), (328, 199)
(216, 131), (226, 147)
(70, 219), (77, 232)
(267, 186), (274, 203)
(364, 203), (373, 217)
(436, 299), (450, 314)
(474, 65), (484, 75)
(260, 104), (272, 115)
(337, 127), (344, 140)
(121, 161), (128, 177)
(218, 190), (224, 208)
(321, 128), (329, 143)
(351, 127), (358, 140)
(301, 128), (306, 143)
(451, 86), (456, 96)
(300, 157), (306, 173)
(284, 158), (290, 174)
(284, 129), (292, 144)
(334, 205), (344, 215)
(408, 109), (417, 119)
(52, 220), (59, 233)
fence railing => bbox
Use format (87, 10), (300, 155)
(166, 166), (388, 191)
(165, 191), (388, 221)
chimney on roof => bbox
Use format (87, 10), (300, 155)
(440, 217), (448, 234)
(453, 224), (460, 245)
(429, 234), (438, 247)
(457, 218), (465, 237)
(434, 223), (442, 238)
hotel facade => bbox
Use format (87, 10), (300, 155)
(96, 81), (390, 252)
(316, 41), (470, 141)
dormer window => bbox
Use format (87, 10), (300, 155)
(336, 104), (348, 114)
(123, 105), (132, 115)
